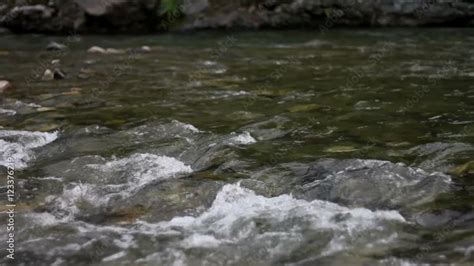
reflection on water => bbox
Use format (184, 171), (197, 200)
(0, 29), (473, 265)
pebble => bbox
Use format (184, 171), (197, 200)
(0, 80), (12, 93)
(43, 69), (66, 80)
(47, 41), (67, 51)
(105, 48), (125, 54)
(141, 46), (152, 52)
(87, 46), (107, 53)
(42, 69), (54, 80)
(87, 46), (125, 54)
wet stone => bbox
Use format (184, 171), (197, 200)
(46, 41), (67, 51)
(0, 80), (11, 93)
(53, 69), (66, 80)
(253, 159), (452, 211)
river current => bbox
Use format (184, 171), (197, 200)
(0, 29), (473, 265)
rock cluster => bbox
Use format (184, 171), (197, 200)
(0, 0), (161, 33)
(0, 0), (473, 33)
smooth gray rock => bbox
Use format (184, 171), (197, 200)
(250, 158), (452, 211)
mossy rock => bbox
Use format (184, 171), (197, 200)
(256, 89), (288, 98)
(450, 161), (474, 177)
(325, 145), (358, 153)
(36, 107), (57, 112)
(104, 119), (127, 127)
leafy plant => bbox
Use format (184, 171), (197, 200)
(160, 0), (181, 17)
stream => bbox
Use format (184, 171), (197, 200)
(0, 29), (473, 265)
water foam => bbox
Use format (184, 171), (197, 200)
(135, 183), (405, 262)
(89, 153), (193, 187)
(0, 130), (58, 168)
(43, 153), (193, 221)
(27, 183), (406, 264)
(228, 131), (257, 145)
(0, 108), (16, 116)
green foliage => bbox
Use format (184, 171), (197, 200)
(160, 0), (181, 17)
(158, 0), (183, 30)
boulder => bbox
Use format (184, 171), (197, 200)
(1, 1), (83, 33)
(0, 0), (159, 33)
(2, 5), (54, 32)
(73, 0), (161, 32)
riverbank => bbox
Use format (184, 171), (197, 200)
(0, 0), (473, 34)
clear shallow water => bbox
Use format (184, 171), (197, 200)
(0, 29), (473, 265)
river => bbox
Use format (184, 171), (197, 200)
(0, 29), (473, 265)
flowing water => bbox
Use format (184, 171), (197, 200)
(0, 29), (474, 265)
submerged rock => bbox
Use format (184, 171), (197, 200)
(0, 129), (58, 169)
(450, 161), (474, 177)
(21, 182), (406, 265)
(288, 103), (321, 113)
(240, 116), (293, 141)
(325, 145), (358, 153)
(405, 142), (474, 172)
(296, 159), (451, 210)
(251, 159), (452, 211)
